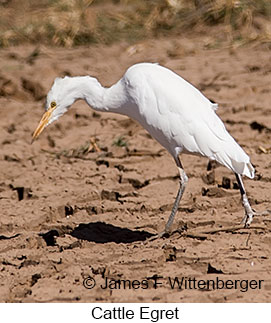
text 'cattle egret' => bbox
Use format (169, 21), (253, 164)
(32, 63), (263, 237)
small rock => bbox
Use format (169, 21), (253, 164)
(207, 160), (219, 171)
(101, 190), (122, 203)
(202, 187), (228, 198)
(19, 259), (39, 269)
(202, 170), (215, 185)
(85, 206), (98, 215)
(7, 123), (16, 134)
(128, 178), (149, 189)
(57, 204), (74, 217)
(162, 244), (177, 262)
(221, 176), (231, 189)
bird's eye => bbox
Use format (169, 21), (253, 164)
(50, 101), (56, 108)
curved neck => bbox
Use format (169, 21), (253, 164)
(72, 76), (128, 114)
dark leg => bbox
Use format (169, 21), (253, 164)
(148, 157), (188, 241)
(164, 165), (188, 233)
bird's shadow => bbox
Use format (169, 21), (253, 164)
(70, 221), (154, 244)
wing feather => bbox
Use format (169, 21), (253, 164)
(124, 63), (254, 178)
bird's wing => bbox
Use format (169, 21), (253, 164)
(125, 64), (228, 153)
(125, 64), (254, 178)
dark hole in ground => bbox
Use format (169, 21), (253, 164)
(70, 221), (154, 244)
(250, 121), (271, 133)
(16, 187), (24, 201)
(31, 273), (41, 287)
(207, 263), (224, 274)
(10, 185), (33, 201)
(65, 205), (74, 216)
(96, 159), (109, 167)
(39, 230), (59, 246)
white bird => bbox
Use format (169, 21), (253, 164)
(32, 63), (259, 237)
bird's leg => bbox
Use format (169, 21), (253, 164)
(147, 161), (188, 241)
(235, 173), (271, 227)
(164, 166), (188, 233)
(235, 173), (254, 227)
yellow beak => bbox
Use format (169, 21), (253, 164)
(32, 106), (56, 143)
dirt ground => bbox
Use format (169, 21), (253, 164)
(0, 37), (271, 302)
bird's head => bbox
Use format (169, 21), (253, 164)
(32, 76), (88, 142)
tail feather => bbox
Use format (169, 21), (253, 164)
(212, 141), (255, 179)
(232, 159), (254, 179)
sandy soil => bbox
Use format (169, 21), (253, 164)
(0, 37), (271, 302)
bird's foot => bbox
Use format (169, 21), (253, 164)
(241, 209), (271, 228)
(145, 230), (171, 242)
(241, 212), (253, 228)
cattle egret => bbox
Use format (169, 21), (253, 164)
(32, 63), (260, 237)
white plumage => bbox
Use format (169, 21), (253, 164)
(121, 64), (254, 178)
(32, 63), (259, 237)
